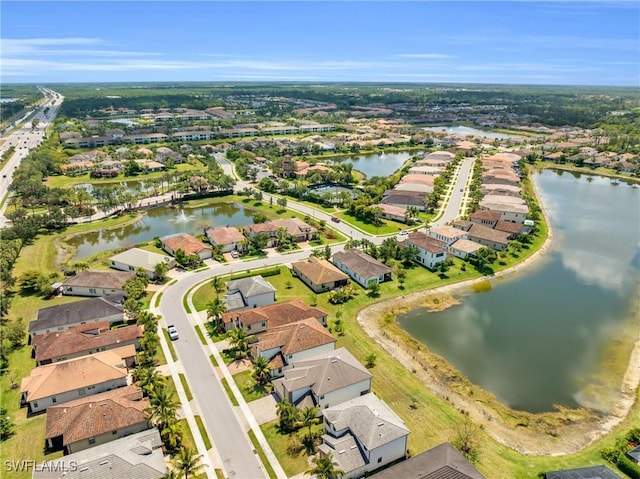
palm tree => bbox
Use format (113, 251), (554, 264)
(172, 447), (204, 479)
(206, 296), (227, 331)
(251, 356), (271, 387)
(227, 327), (250, 359)
(305, 453), (344, 479)
(299, 405), (320, 436)
(276, 400), (299, 433)
(210, 276), (224, 296)
(134, 367), (165, 396)
(160, 417), (183, 454)
(147, 387), (178, 430)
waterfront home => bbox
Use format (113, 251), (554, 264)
(292, 256), (349, 293)
(405, 232), (448, 270)
(319, 393), (410, 479)
(454, 222), (511, 251)
(109, 248), (175, 279)
(373, 442), (486, 479)
(468, 210), (501, 227)
(224, 275), (277, 311)
(20, 345), (135, 414)
(222, 298), (327, 333)
(160, 233), (212, 260)
(250, 318), (336, 376)
(481, 183), (522, 197)
(427, 225), (468, 246)
(332, 249), (392, 288)
(479, 200), (529, 224)
(61, 270), (135, 297)
(393, 182), (434, 194)
(45, 385), (150, 454)
(34, 429), (166, 479)
(272, 347), (372, 409)
(448, 238), (485, 260)
(29, 295), (125, 338)
(204, 226), (246, 253)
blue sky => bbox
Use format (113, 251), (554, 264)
(1, 1), (638, 86)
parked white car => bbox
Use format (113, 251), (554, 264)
(167, 325), (179, 341)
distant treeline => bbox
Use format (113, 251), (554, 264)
(47, 82), (640, 130)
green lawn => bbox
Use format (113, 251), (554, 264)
(247, 429), (278, 479)
(220, 378), (239, 406)
(334, 211), (408, 235)
(194, 415), (212, 450)
(260, 421), (324, 477)
(179, 373), (193, 401)
(162, 329), (179, 361)
(231, 370), (271, 403)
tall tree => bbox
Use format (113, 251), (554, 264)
(305, 453), (344, 479)
(172, 447), (204, 479)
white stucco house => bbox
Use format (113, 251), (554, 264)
(109, 248), (175, 279)
(319, 393), (410, 479)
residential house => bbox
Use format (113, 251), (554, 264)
(204, 226), (246, 253)
(250, 318), (336, 376)
(34, 429), (166, 479)
(372, 442), (486, 479)
(29, 295), (125, 338)
(427, 226), (468, 246)
(627, 445), (640, 465)
(160, 233), (212, 260)
(32, 322), (142, 366)
(447, 238), (485, 260)
(494, 220), (531, 238)
(292, 256), (349, 293)
(61, 270), (135, 297)
(243, 218), (317, 248)
(468, 210), (501, 228)
(454, 223), (511, 251)
(382, 190), (428, 211)
(45, 385), (150, 454)
(224, 275), (277, 311)
(319, 393), (410, 479)
(109, 248), (175, 279)
(272, 347), (372, 410)
(479, 201), (528, 224)
(408, 165), (442, 176)
(376, 203), (409, 224)
(544, 465), (621, 479)
(481, 183), (521, 197)
(20, 345), (135, 414)
(405, 232), (448, 270)
(332, 249), (392, 288)
(222, 298), (327, 333)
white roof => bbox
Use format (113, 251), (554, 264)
(110, 248), (172, 272)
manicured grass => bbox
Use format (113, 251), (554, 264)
(209, 354), (219, 368)
(334, 211), (407, 235)
(231, 370), (271, 403)
(194, 415), (212, 450)
(220, 378), (239, 406)
(153, 292), (163, 308)
(194, 324), (207, 345)
(179, 373), (193, 401)
(260, 421), (324, 477)
(162, 329), (179, 362)
(215, 469), (225, 479)
(154, 338), (167, 366)
(177, 418), (197, 451)
(247, 429), (278, 479)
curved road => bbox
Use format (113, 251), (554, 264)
(158, 153), (476, 478)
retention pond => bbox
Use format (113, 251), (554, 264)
(398, 170), (639, 413)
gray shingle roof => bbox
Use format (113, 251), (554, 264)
(319, 432), (366, 474)
(30, 295), (124, 333)
(372, 442), (486, 479)
(226, 275), (276, 298)
(33, 428), (166, 479)
(273, 347), (371, 399)
(322, 393), (409, 451)
(332, 249), (392, 280)
(545, 465), (621, 479)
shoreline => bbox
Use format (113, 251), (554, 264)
(357, 172), (640, 456)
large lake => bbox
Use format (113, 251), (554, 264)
(330, 151), (414, 178)
(398, 170), (639, 413)
(68, 203), (253, 259)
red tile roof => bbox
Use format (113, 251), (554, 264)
(222, 299), (327, 328)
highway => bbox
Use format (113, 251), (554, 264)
(0, 87), (63, 227)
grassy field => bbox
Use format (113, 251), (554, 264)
(260, 421), (324, 477)
(334, 211), (408, 235)
(179, 373), (193, 401)
(231, 370), (271, 403)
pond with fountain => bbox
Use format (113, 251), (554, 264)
(66, 202), (254, 259)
